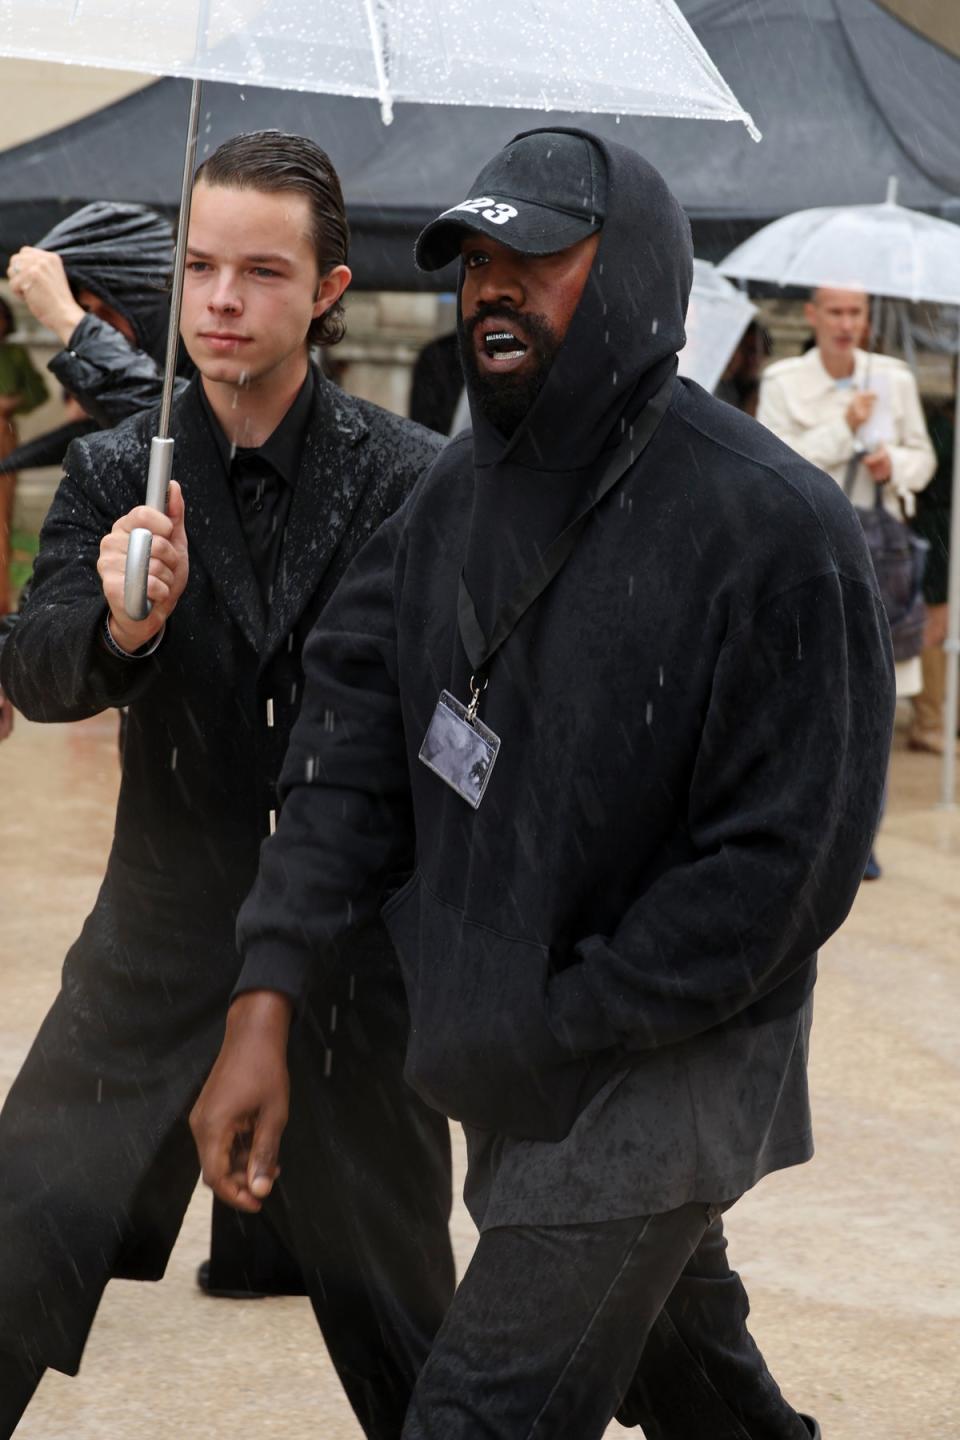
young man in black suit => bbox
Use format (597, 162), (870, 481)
(0, 132), (453, 1438)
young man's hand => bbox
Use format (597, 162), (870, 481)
(7, 248), (85, 346)
(189, 990), (294, 1213)
(96, 480), (188, 652)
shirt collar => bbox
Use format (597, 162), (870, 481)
(811, 345), (867, 391)
(199, 366), (314, 488)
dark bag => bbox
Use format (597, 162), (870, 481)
(844, 455), (929, 663)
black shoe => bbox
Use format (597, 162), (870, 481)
(862, 850), (882, 881)
(195, 1259), (266, 1300)
(799, 1416), (822, 1440)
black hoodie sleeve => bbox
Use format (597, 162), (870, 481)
(0, 440), (160, 718)
(233, 508), (414, 1005)
(48, 313), (189, 429)
(547, 567), (895, 1055)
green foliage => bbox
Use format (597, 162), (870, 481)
(9, 527), (38, 598)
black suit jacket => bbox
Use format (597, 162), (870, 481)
(3, 370), (443, 913)
(0, 371), (444, 1360)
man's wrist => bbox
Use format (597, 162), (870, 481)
(102, 611), (164, 660)
(53, 301), (86, 348)
(227, 989), (295, 1040)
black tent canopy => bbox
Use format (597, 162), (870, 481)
(0, 0), (957, 290)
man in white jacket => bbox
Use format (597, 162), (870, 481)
(757, 287), (935, 877)
(757, 287), (935, 692)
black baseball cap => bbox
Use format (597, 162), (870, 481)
(415, 130), (606, 272)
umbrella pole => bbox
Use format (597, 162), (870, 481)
(124, 77), (203, 622)
(940, 309), (960, 807)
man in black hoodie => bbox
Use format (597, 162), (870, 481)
(193, 131), (893, 1438)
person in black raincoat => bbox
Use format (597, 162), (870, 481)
(0, 202), (178, 731)
(193, 130), (894, 1439)
(6, 200), (187, 428)
(0, 132), (453, 1436)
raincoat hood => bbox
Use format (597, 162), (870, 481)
(461, 128), (693, 477)
(37, 202), (174, 364)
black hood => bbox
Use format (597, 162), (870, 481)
(37, 202), (174, 365)
(462, 128), (693, 477)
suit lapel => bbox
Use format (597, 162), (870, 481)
(262, 373), (371, 662)
(173, 380), (266, 649)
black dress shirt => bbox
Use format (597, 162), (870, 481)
(200, 370), (313, 608)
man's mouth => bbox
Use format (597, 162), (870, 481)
(474, 320), (531, 371)
(201, 332), (252, 347)
(483, 329), (528, 362)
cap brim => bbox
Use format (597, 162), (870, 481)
(415, 197), (601, 272)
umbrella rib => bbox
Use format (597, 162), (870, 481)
(362, 0), (394, 125)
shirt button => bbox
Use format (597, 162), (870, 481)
(266, 697), (275, 728)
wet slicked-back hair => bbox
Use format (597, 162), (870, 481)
(194, 130), (349, 347)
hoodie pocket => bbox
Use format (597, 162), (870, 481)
(381, 873), (599, 1141)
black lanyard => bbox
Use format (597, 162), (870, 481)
(457, 374), (674, 682)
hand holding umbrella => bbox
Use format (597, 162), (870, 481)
(97, 480), (189, 654)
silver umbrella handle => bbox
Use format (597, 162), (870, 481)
(123, 436), (175, 622)
(122, 78), (202, 626)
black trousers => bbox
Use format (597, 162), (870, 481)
(206, 1201), (307, 1295)
(0, 951), (454, 1440)
(402, 1205), (809, 1440)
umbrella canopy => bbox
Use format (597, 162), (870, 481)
(0, 0), (755, 621)
(1, 0), (958, 285)
(0, 0), (756, 131)
(719, 200), (960, 307)
(678, 260), (756, 393)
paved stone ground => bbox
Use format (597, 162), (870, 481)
(1, 709), (957, 1438)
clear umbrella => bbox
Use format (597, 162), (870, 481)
(1, 0), (757, 619)
(719, 190), (960, 807)
(717, 191), (960, 308)
(0, 0), (759, 130)
(678, 260), (756, 395)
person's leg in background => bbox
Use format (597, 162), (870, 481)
(909, 603), (953, 753)
(862, 766), (887, 881)
(198, 1200), (306, 1299)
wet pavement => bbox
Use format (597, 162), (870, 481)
(1, 708), (958, 1438)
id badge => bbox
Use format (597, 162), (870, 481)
(418, 690), (500, 810)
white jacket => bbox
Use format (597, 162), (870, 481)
(756, 347), (935, 518)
